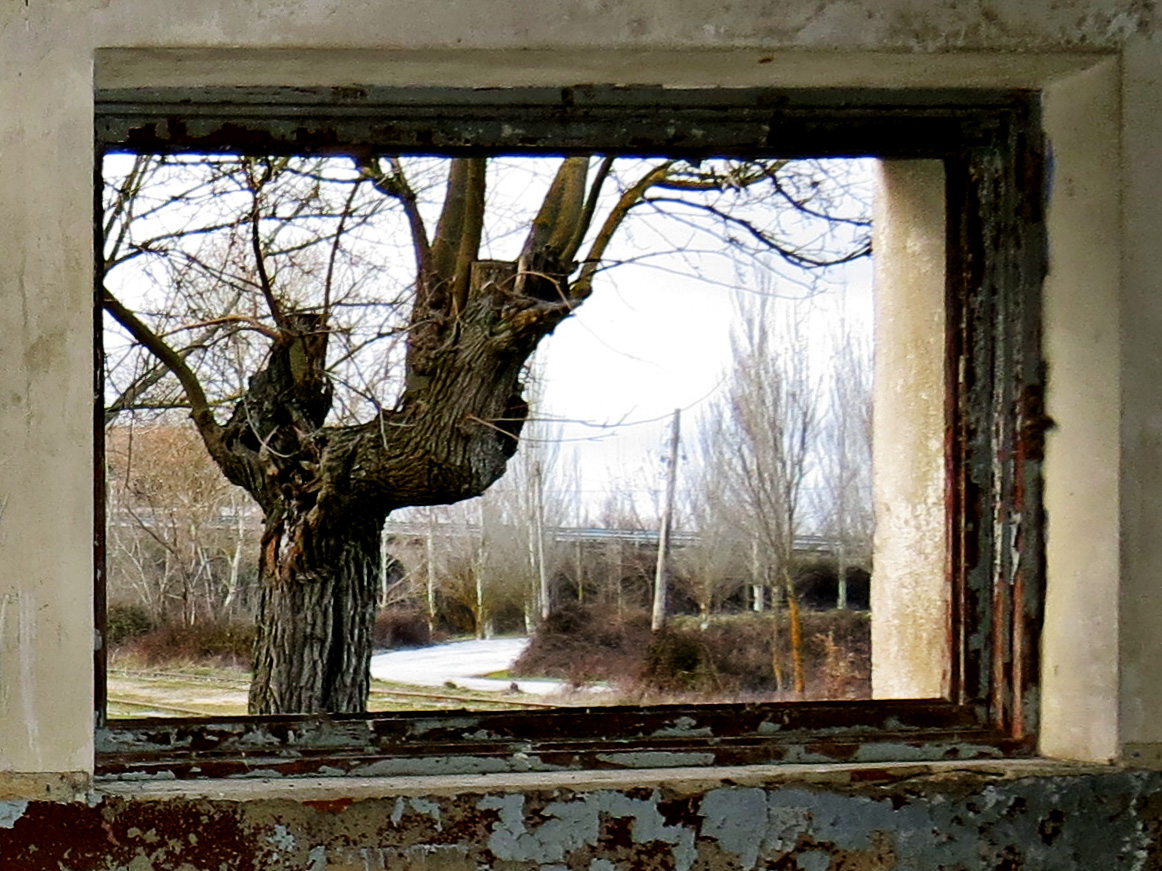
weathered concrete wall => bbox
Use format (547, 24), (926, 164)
(1041, 59), (1123, 764)
(1, 764), (1158, 870)
(0, 3), (1152, 778)
(1118, 34), (1162, 768)
(9, 0), (1162, 53)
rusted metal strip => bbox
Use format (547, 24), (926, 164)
(95, 86), (1028, 158)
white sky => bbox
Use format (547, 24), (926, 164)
(533, 255), (874, 522)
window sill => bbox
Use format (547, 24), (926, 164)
(94, 758), (1121, 802)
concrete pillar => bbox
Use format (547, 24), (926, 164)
(870, 160), (949, 700)
(1117, 37), (1162, 764)
(1039, 59), (1122, 763)
(0, 18), (95, 777)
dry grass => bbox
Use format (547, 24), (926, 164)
(106, 647), (556, 718)
(114, 619), (256, 668)
(512, 604), (870, 703)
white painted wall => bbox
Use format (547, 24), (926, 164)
(0, 0), (1158, 779)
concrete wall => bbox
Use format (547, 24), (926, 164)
(4, 0), (1162, 867)
(4, 764), (1160, 871)
(1041, 59), (1124, 764)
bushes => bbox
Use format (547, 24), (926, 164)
(105, 604), (155, 646)
(112, 605), (441, 667)
(109, 605), (437, 667)
(643, 631), (720, 693)
(513, 603), (870, 700)
(373, 608), (433, 649)
(510, 604), (652, 687)
(116, 618), (256, 667)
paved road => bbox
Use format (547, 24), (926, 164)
(370, 636), (565, 695)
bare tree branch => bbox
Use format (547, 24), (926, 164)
(562, 155), (615, 264)
(356, 155), (432, 279)
(573, 160), (677, 299)
(103, 288), (215, 427)
(643, 195), (871, 268)
(243, 161), (290, 333)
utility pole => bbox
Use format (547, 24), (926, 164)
(652, 409), (681, 632)
(533, 460), (550, 620)
(425, 510), (438, 636)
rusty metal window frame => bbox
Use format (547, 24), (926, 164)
(93, 86), (1045, 779)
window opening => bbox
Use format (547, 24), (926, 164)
(94, 87), (1045, 778)
(100, 150), (883, 716)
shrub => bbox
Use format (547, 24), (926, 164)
(373, 608), (432, 649)
(802, 609), (870, 699)
(512, 603), (871, 701)
(128, 619), (256, 666)
(105, 604), (155, 646)
(698, 610), (870, 698)
(511, 604), (652, 687)
(697, 615), (779, 694)
(642, 630), (720, 693)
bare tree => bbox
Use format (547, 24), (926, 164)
(677, 424), (749, 630)
(470, 374), (571, 624)
(651, 409), (682, 632)
(712, 291), (817, 695)
(595, 485), (650, 616)
(106, 420), (258, 623)
(813, 314), (875, 608)
(101, 152), (869, 714)
(475, 404), (578, 630)
(422, 503), (487, 637)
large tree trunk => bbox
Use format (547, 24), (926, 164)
(249, 513), (381, 714)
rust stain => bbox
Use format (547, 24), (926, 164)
(805, 740), (860, 762)
(849, 768), (896, 783)
(303, 797), (354, 814)
(0, 798), (257, 871)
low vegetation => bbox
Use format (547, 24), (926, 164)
(104, 600), (869, 718)
(511, 603), (869, 702)
(105, 603), (156, 647)
(108, 610), (255, 668)
(372, 608), (435, 649)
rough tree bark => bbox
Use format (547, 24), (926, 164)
(108, 155), (590, 713)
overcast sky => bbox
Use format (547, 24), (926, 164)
(534, 248), (875, 523)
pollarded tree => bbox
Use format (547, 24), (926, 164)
(102, 152), (869, 714)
